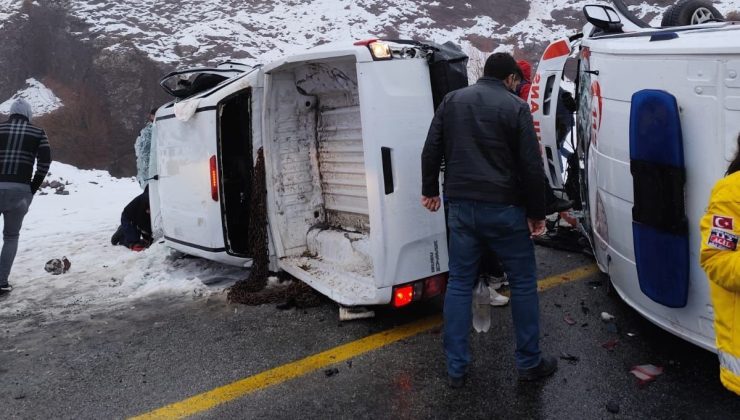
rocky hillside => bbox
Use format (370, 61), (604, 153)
(0, 0), (735, 175)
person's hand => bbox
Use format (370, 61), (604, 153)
(528, 218), (546, 237)
(421, 196), (441, 212)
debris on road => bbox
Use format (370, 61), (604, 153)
(564, 314), (576, 325)
(580, 301), (590, 315)
(560, 352), (580, 364)
(601, 312), (616, 322)
(630, 364), (664, 385)
(601, 338), (619, 351)
(587, 279), (603, 288)
(44, 256), (71, 275)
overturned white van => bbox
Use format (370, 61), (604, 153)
(151, 40), (466, 307)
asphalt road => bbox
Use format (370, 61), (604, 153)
(2, 246), (739, 419)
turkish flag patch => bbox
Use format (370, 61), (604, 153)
(708, 228), (738, 251)
(713, 215), (734, 230)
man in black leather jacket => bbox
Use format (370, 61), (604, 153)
(421, 52), (556, 388)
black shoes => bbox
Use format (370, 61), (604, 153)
(111, 225), (124, 246)
(446, 356), (556, 388)
(518, 355), (558, 381)
(448, 374), (467, 389)
(0, 284), (12, 295)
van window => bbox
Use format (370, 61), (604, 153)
(543, 75), (556, 115)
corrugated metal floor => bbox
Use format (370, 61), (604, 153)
(317, 101), (369, 232)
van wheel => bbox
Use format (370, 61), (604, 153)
(661, 0), (724, 27)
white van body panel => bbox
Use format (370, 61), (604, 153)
(574, 23), (740, 351)
(530, 38), (572, 189)
(154, 71), (264, 267)
(262, 43), (374, 73)
(148, 123), (163, 238)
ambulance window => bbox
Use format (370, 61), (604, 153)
(543, 75), (556, 115)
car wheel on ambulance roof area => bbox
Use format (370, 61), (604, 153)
(661, 0), (724, 27)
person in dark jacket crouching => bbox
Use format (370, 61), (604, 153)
(421, 53), (556, 388)
(111, 186), (152, 252)
(0, 99), (51, 295)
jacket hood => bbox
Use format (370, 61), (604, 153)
(9, 99), (32, 121)
(517, 60), (533, 82)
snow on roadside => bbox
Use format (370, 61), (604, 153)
(0, 163), (247, 332)
(0, 78), (63, 117)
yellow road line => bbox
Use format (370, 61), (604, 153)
(537, 264), (601, 292)
(130, 263), (599, 420)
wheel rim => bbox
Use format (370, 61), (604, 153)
(691, 7), (715, 24)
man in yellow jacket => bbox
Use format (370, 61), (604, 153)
(700, 134), (740, 396)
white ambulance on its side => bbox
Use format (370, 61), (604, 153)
(531, 0), (739, 351)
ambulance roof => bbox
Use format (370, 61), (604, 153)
(585, 22), (740, 55)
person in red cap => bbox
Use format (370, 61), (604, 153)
(516, 60), (533, 101)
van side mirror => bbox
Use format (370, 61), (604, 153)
(584, 5), (624, 33)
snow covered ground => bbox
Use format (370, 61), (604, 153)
(0, 79), (63, 117)
(0, 163), (247, 333)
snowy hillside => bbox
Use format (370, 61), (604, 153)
(0, 164), (247, 334)
(41, 0), (740, 65)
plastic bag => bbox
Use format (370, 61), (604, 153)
(472, 279), (491, 333)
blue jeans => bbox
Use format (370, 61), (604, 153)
(0, 189), (32, 286)
(444, 200), (541, 377)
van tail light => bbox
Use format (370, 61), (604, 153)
(392, 274), (448, 308)
(423, 273), (448, 298)
(393, 285), (414, 308)
(210, 155), (219, 201)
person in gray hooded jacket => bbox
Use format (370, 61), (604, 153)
(0, 99), (51, 295)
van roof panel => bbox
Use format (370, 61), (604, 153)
(263, 43), (372, 73)
(586, 24), (740, 55)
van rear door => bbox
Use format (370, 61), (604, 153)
(530, 38), (573, 189)
(356, 57), (449, 291)
(154, 70), (260, 266)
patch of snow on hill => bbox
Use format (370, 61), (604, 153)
(0, 0), (23, 30)
(0, 78), (63, 117)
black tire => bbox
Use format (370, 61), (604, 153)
(661, 0), (724, 27)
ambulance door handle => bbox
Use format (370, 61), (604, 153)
(381, 147), (394, 195)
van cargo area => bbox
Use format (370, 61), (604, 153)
(264, 57), (376, 303)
